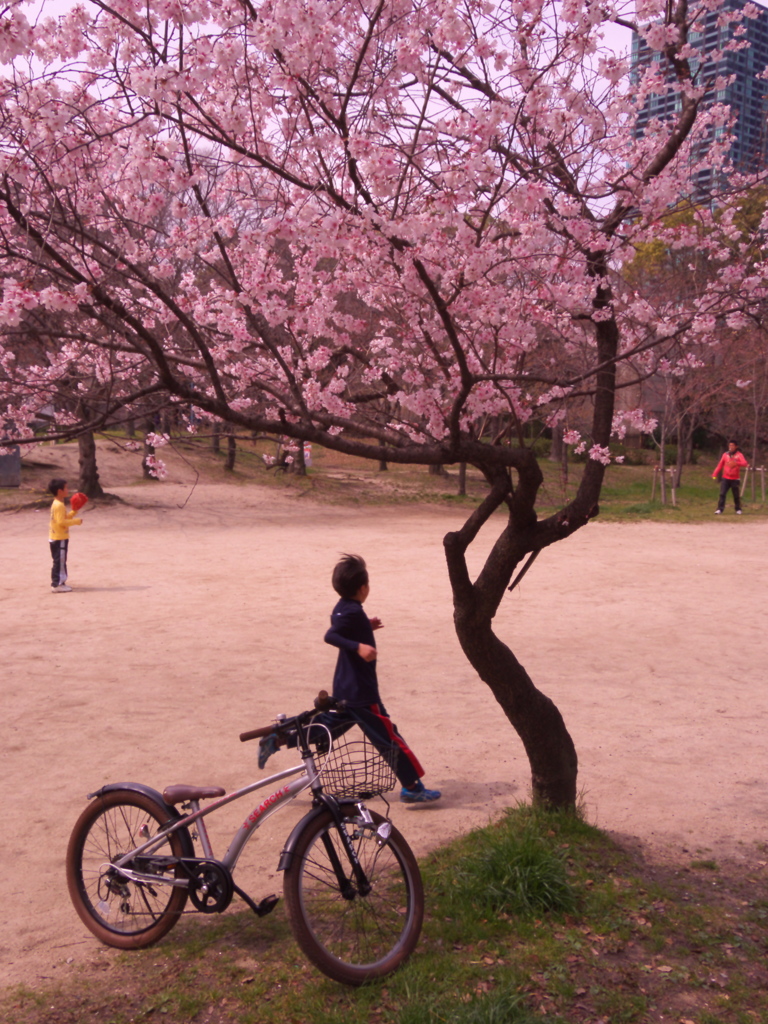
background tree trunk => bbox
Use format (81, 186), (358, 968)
(142, 422), (156, 479)
(550, 424), (564, 464)
(77, 430), (104, 498)
(225, 428), (236, 471)
(291, 442), (307, 476)
(560, 439), (569, 495)
(674, 424), (685, 488)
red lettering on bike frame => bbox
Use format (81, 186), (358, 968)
(242, 785), (291, 831)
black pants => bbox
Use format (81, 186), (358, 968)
(50, 539), (69, 586)
(717, 478), (741, 512)
(304, 704), (424, 789)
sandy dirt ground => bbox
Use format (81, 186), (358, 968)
(2, 459), (767, 993)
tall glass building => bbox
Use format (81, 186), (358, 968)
(631, 0), (768, 193)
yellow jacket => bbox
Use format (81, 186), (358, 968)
(49, 498), (82, 541)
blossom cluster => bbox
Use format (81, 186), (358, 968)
(0, 0), (763, 482)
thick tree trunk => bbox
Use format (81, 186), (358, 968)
(442, 469), (582, 809)
(77, 430), (105, 498)
(452, 606), (578, 806)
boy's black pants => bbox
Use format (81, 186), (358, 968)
(305, 704), (424, 789)
(50, 539), (69, 587)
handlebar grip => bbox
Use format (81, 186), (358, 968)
(240, 724), (277, 743)
(314, 689), (332, 710)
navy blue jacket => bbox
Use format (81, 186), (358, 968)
(324, 598), (380, 707)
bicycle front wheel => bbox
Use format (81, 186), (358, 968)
(66, 790), (188, 949)
(283, 805), (424, 985)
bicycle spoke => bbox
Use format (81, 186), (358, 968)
(67, 791), (188, 947)
(284, 808), (422, 982)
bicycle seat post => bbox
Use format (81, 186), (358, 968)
(181, 800), (214, 859)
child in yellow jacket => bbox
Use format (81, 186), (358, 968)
(48, 478), (83, 592)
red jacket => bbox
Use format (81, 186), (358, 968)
(713, 451), (748, 480)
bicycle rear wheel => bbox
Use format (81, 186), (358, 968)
(66, 790), (188, 949)
(283, 805), (423, 985)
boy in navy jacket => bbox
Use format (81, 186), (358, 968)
(261, 554), (441, 804)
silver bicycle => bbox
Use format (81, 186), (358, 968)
(66, 692), (424, 986)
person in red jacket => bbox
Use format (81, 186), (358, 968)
(712, 441), (749, 515)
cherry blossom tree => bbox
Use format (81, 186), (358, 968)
(2, 0), (768, 806)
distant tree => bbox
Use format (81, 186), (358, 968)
(708, 328), (768, 466)
(625, 187), (768, 484)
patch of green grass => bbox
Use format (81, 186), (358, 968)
(618, 502), (656, 515)
(431, 807), (582, 920)
(441, 988), (542, 1024)
(535, 458), (768, 522)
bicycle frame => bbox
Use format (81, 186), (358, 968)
(110, 717), (379, 890)
(111, 758), (315, 883)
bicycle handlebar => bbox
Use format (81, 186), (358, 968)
(314, 689), (333, 711)
(239, 724), (279, 743)
(239, 690), (337, 744)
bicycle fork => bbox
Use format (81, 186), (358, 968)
(321, 799), (392, 899)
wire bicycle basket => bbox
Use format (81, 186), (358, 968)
(318, 730), (397, 799)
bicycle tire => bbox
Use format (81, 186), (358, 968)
(283, 804), (424, 985)
(66, 789), (188, 949)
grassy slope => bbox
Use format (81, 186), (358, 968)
(4, 808), (767, 1024)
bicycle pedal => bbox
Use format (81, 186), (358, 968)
(255, 894), (279, 917)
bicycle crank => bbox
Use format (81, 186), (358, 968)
(186, 859), (234, 914)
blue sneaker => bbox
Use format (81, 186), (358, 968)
(400, 781), (441, 804)
(258, 733), (279, 770)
